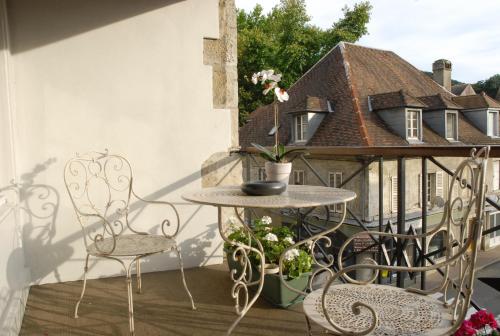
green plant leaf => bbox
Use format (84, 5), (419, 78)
(252, 142), (278, 162)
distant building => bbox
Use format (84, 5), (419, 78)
(240, 42), (500, 251)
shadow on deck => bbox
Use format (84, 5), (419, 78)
(20, 263), (317, 336)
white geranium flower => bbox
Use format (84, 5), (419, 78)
(274, 87), (289, 102)
(284, 248), (300, 261)
(261, 216), (272, 225)
(263, 232), (278, 242)
(284, 236), (295, 245)
(229, 216), (238, 225)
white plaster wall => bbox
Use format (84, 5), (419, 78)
(4, 0), (232, 286)
(0, 1), (30, 333)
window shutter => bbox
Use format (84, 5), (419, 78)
(328, 172), (334, 188)
(450, 170), (460, 200)
(335, 172), (343, 188)
(418, 174), (422, 207)
(391, 176), (398, 213)
(336, 172), (343, 211)
(493, 161), (499, 191)
(436, 171), (444, 201)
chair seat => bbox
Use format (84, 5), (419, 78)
(87, 234), (176, 256)
(303, 284), (454, 336)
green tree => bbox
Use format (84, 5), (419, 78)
(237, 0), (372, 125)
(473, 74), (500, 98)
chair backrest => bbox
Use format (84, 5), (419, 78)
(64, 150), (133, 254)
(436, 146), (489, 325)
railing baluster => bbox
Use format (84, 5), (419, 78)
(397, 157), (406, 288)
(421, 157), (428, 290)
(378, 156), (383, 284)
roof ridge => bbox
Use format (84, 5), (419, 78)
(342, 41), (396, 54)
(288, 42), (344, 92)
(340, 43), (372, 146)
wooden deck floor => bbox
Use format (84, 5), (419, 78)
(20, 263), (317, 336)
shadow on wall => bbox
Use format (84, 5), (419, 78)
(7, 0), (186, 54)
(0, 158), (74, 285)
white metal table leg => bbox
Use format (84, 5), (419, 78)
(217, 206), (265, 336)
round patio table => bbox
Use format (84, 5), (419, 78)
(182, 185), (356, 335)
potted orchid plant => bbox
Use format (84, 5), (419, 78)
(250, 70), (301, 185)
(455, 309), (499, 336)
(224, 215), (312, 308)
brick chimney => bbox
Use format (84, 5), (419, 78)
(432, 59), (452, 91)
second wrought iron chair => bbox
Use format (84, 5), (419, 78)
(64, 150), (195, 335)
(280, 147), (490, 336)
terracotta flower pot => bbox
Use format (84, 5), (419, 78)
(265, 162), (292, 185)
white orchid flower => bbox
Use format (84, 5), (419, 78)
(260, 69), (274, 83)
(251, 72), (260, 85)
(262, 81), (277, 95)
(261, 216), (272, 225)
(284, 236), (295, 245)
(263, 232), (278, 242)
(268, 73), (282, 82)
(284, 248), (300, 261)
(274, 87), (289, 102)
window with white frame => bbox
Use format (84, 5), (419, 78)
(418, 172), (443, 207)
(294, 114), (308, 142)
(328, 172), (343, 212)
(293, 170), (305, 185)
(488, 212), (500, 247)
(487, 110), (499, 137)
(406, 109), (421, 140)
(258, 167), (266, 181)
(446, 112), (458, 141)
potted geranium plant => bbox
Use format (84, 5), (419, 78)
(224, 215), (312, 308)
(250, 70), (301, 185)
(455, 309), (499, 336)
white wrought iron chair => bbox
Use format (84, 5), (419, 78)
(64, 150), (195, 335)
(280, 147), (490, 336)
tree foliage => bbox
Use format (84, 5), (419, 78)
(473, 74), (500, 99)
(237, 0), (372, 125)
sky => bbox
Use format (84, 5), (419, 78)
(234, 0), (500, 83)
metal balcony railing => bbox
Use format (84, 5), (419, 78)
(238, 145), (500, 310)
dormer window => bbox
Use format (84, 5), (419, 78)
(487, 110), (499, 137)
(294, 114), (308, 142)
(406, 109), (421, 140)
(446, 112), (458, 141)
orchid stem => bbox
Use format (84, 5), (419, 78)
(274, 100), (279, 161)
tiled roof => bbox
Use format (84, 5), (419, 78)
(288, 96), (330, 113)
(453, 93), (500, 109)
(369, 90), (427, 111)
(418, 93), (463, 111)
(239, 42), (500, 147)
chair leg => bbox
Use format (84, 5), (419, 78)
(136, 259), (142, 294)
(305, 315), (313, 336)
(126, 268), (135, 336)
(74, 254), (90, 318)
(174, 246), (196, 310)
